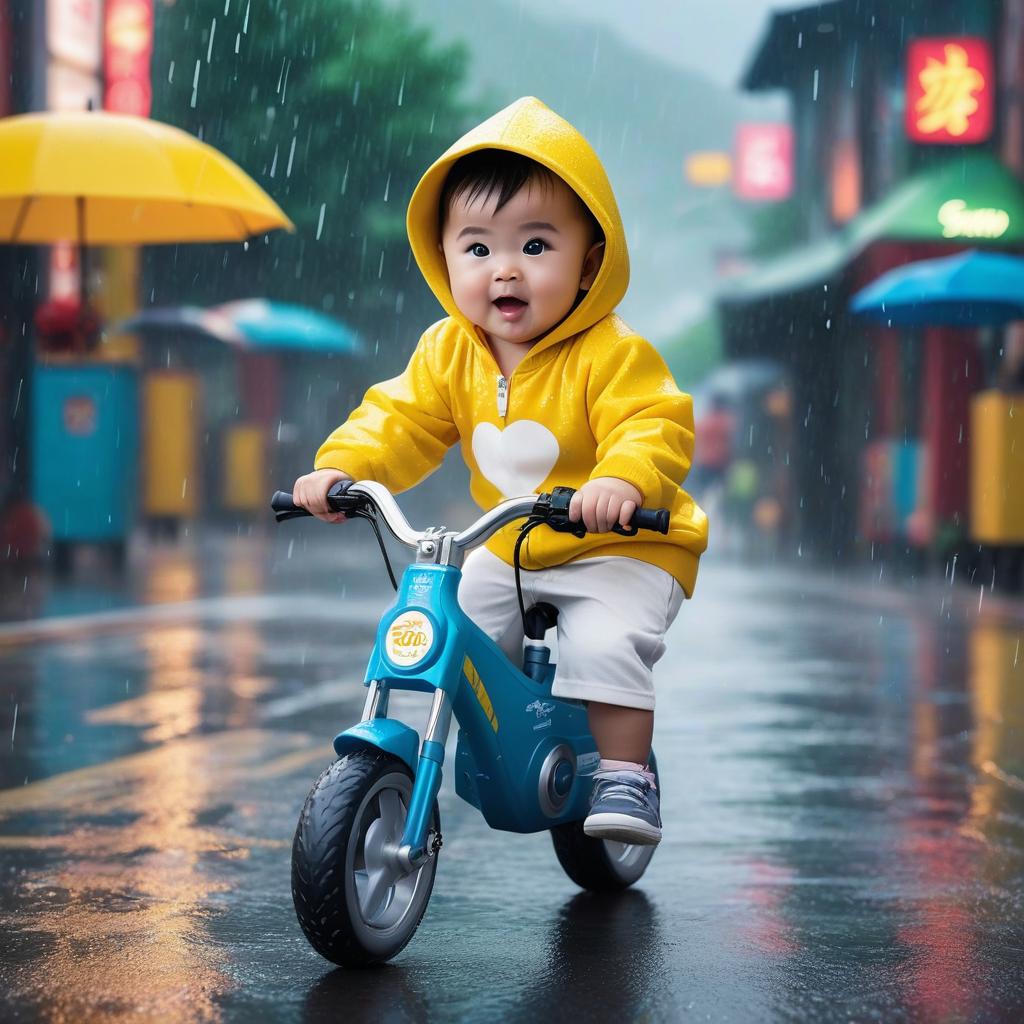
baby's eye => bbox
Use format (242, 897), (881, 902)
(468, 243), (489, 258)
(523, 238), (549, 256)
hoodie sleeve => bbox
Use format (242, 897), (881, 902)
(313, 327), (459, 494)
(586, 336), (694, 507)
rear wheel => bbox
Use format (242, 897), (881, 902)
(550, 755), (659, 891)
(291, 748), (440, 966)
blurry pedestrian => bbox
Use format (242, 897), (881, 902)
(691, 392), (736, 498)
(291, 96), (708, 845)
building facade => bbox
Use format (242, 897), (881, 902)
(720, 0), (1024, 575)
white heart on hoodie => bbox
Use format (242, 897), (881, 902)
(471, 420), (560, 498)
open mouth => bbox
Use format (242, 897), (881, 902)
(493, 297), (527, 312)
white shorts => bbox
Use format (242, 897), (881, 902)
(457, 548), (684, 710)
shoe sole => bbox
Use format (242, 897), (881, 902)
(583, 812), (662, 846)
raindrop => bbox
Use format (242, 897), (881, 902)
(168, 60), (175, 83)
(243, 0), (250, 33)
(10, 703), (17, 748)
(207, 18), (217, 62)
(316, 203), (326, 240)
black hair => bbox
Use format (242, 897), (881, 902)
(439, 149), (603, 244)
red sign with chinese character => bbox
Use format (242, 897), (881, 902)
(906, 37), (992, 144)
(733, 123), (793, 202)
(103, 0), (153, 116)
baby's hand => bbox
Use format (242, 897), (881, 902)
(568, 477), (643, 533)
(292, 468), (352, 523)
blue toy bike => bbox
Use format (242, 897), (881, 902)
(272, 480), (670, 967)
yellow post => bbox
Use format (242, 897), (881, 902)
(970, 390), (1024, 543)
(143, 371), (200, 517)
(223, 424), (266, 514)
(97, 248), (141, 364)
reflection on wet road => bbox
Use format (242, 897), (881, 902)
(1, 536), (1023, 1022)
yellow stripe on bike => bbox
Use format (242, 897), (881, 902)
(462, 657), (498, 732)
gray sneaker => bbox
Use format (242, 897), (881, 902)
(583, 770), (662, 845)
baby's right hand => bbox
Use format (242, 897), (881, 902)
(292, 468), (353, 523)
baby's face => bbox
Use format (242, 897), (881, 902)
(440, 175), (603, 349)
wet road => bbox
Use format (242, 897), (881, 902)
(1, 531), (1023, 1023)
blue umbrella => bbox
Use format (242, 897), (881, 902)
(850, 249), (1024, 326)
(116, 304), (245, 343)
(211, 299), (363, 354)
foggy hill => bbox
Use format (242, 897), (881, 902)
(386, 0), (748, 342)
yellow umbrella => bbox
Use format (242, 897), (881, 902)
(0, 110), (294, 244)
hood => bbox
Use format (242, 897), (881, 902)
(406, 96), (629, 358)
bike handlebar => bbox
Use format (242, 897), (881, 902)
(270, 480), (670, 551)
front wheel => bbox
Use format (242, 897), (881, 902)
(291, 748), (440, 966)
(550, 756), (660, 891)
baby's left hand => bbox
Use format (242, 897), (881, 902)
(568, 477), (643, 533)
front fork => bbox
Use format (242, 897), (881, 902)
(362, 680), (452, 876)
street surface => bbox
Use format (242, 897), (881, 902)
(1, 527), (1023, 1022)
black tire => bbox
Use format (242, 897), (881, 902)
(550, 756), (660, 891)
(291, 748), (440, 967)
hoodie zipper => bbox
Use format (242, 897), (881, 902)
(496, 374), (509, 419)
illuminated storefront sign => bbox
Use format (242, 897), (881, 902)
(733, 123), (793, 201)
(104, 0), (154, 116)
(938, 199), (1009, 239)
(685, 151), (732, 188)
(906, 37), (993, 144)
(48, 0), (103, 73)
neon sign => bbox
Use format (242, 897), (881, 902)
(104, 0), (153, 116)
(938, 199), (1009, 239)
(733, 124), (793, 201)
(906, 38), (992, 144)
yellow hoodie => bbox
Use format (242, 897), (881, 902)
(315, 97), (708, 595)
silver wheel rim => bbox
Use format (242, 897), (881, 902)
(600, 757), (658, 882)
(602, 839), (656, 882)
(344, 771), (437, 954)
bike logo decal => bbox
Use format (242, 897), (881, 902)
(532, 719), (552, 731)
(409, 572), (433, 598)
(576, 752), (601, 776)
(525, 700), (555, 719)
(463, 657), (498, 733)
(385, 613), (434, 665)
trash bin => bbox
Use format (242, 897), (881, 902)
(31, 362), (139, 567)
(971, 390), (1024, 544)
(142, 370), (200, 535)
(222, 422), (265, 516)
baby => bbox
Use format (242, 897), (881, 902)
(293, 97), (708, 844)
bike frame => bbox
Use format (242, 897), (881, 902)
(333, 557), (601, 874)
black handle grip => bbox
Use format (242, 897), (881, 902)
(628, 507), (670, 534)
(271, 480), (361, 523)
(271, 490), (311, 522)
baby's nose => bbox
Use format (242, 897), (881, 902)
(494, 264), (521, 281)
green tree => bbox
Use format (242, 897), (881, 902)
(148, 0), (474, 367)
(658, 313), (723, 390)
